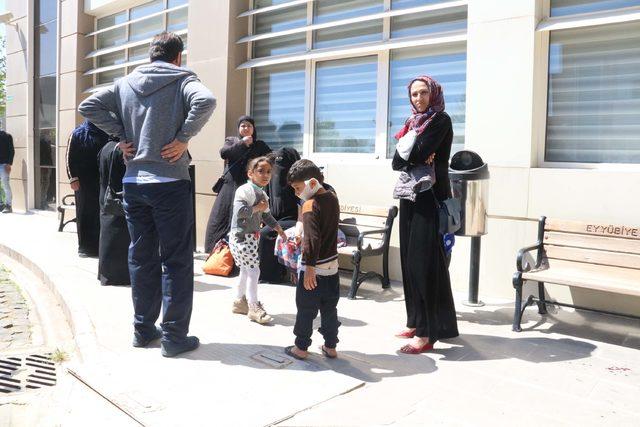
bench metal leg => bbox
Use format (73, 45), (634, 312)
(537, 281), (547, 315)
(381, 246), (390, 289)
(348, 252), (362, 300)
(57, 209), (65, 232)
(512, 273), (523, 332)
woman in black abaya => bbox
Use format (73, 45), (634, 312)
(204, 116), (272, 252)
(66, 120), (109, 257)
(392, 75), (459, 354)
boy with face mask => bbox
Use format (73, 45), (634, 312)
(284, 160), (341, 360)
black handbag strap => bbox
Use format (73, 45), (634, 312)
(431, 188), (442, 208)
(221, 147), (252, 180)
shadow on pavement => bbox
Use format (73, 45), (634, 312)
(434, 334), (596, 363)
(194, 280), (228, 292)
(183, 342), (437, 382)
(269, 313), (368, 328)
(457, 305), (640, 350)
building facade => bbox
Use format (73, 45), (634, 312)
(4, 0), (640, 313)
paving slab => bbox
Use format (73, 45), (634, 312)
(69, 343), (363, 427)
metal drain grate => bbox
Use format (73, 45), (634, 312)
(0, 354), (57, 394)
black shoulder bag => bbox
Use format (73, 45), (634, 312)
(103, 146), (125, 217)
(212, 150), (251, 195)
(432, 189), (461, 235)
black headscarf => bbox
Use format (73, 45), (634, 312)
(237, 115), (257, 141)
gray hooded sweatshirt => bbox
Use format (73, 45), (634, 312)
(78, 61), (216, 182)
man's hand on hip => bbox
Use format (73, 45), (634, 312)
(161, 139), (188, 163)
(4, 164), (11, 174)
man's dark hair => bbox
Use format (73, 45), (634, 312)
(149, 32), (184, 63)
(287, 159), (324, 184)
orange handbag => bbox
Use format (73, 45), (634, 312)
(203, 239), (234, 276)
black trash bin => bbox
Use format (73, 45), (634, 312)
(448, 150), (490, 306)
(449, 150), (490, 237)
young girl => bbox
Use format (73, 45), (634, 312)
(229, 156), (287, 324)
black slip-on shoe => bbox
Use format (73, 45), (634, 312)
(133, 326), (163, 348)
(161, 336), (200, 358)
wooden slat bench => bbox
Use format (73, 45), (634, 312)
(57, 194), (77, 232)
(512, 216), (640, 331)
(337, 204), (398, 299)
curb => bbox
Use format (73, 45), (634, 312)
(0, 243), (100, 363)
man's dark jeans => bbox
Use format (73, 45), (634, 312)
(294, 271), (341, 351)
(123, 180), (194, 343)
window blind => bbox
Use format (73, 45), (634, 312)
(252, 63), (306, 151)
(546, 21), (640, 163)
(314, 56), (378, 153)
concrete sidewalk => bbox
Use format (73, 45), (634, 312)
(1, 212), (639, 426)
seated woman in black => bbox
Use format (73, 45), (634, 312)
(258, 147), (301, 283)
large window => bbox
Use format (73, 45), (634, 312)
(245, 0), (468, 157)
(388, 45), (467, 157)
(546, 21), (640, 163)
(252, 63), (306, 151)
(35, 0), (57, 211)
(314, 57), (378, 153)
(90, 0), (189, 88)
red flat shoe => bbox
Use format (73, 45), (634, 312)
(395, 329), (416, 339)
(399, 342), (434, 354)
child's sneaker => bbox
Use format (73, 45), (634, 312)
(248, 302), (272, 324)
(232, 296), (249, 315)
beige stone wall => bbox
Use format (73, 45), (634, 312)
(4, 0), (30, 212)
(57, 0), (95, 207)
(187, 0), (250, 249)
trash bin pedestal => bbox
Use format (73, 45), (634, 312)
(465, 236), (484, 307)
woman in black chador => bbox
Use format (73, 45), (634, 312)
(66, 120), (109, 257)
(392, 75), (459, 354)
(98, 140), (130, 286)
(204, 116), (271, 252)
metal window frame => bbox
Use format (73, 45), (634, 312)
(239, 1), (467, 43)
(88, 3), (187, 37)
(538, 4), (640, 31)
(239, 0), (311, 18)
(239, 31), (466, 69)
(537, 0), (640, 169)
(31, 0), (60, 211)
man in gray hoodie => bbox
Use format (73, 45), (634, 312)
(79, 32), (215, 357)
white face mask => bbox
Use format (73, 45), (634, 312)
(299, 178), (320, 201)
